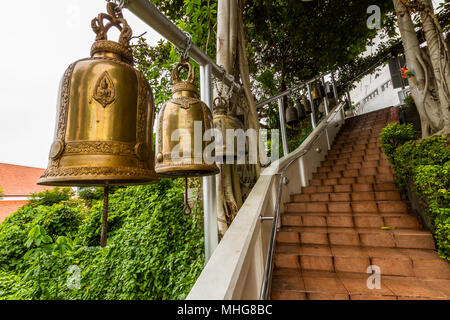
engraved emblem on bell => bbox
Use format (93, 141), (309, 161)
(93, 71), (116, 108)
(38, 3), (159, 187)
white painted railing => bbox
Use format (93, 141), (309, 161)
(187, 102), (346, 300)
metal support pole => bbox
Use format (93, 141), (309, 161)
(200, 64), (218, 263)
(321, 77), (329, 115)
(278, 98), (289, 156)
(331, 72), (339, 102)
(307, 84), (317, 129)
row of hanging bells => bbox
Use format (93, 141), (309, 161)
(285, 94), (313, 126)
(38, 3), (223, 245)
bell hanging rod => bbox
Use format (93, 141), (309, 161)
(124, 0), (241, 94)
(255, 71), (332, 109)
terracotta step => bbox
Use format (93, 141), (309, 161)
(286, 200), (408, 214)
(271, 269), (450, 300)
(276, 226), (435, 250)
(285, 201), (409, 214)
(281, 212), (419, 229)
(317, 159), (386, 171)
(274, 244), (450, 279)
(326, 149), (383, 161)
(309, 174), (396, 186)
(301, 183), (399, 194)
(328, 144), (382, 154)
(312, 167), (393, 180)
(322, 157), (390, 167)
(291, 191), (401, 202)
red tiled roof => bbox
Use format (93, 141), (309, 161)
(0, 163), (51, 196)
(0, 200), (28, 222)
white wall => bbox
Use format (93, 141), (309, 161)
(350, 64), (405, 115)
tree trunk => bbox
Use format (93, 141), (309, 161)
(215, 0), (243, 234)
(393, 0), (444, 137)
(420, 0), (450, 134)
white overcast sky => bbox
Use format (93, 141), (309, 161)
(0, 1), (445, 169)
(0, 0), (162, 168)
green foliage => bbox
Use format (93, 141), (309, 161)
(0, 179), (204, 300)
(0, 202), (85, 272)
(28, 187), (74, 207)
(0, 270), (32, 299)
(380, 123), (416, 163)
(403, 94), (416, 109)
(380, 126), (450, 260)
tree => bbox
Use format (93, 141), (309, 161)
(393, 0), (449, 137)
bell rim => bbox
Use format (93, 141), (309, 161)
(37, 174), (160, 187)
(155, 164), (220, 178)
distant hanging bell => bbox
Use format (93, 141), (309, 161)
(38, 3), (158, 186)
(286, 102), (299, 126)
(294, 99), (307, 120)
(155, 61), (219, 177)
(312, 84), (321, 101)
(213, 97), (245, 161)
(301, 94), (312, 114)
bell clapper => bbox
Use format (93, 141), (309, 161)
(100, 184), (110, 248)
(183, 177), (192, 216)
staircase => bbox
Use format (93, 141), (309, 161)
(271, 108), (450, 300)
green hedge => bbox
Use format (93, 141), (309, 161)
(380, 123), (450, 260)
(0, 179), (205, 300)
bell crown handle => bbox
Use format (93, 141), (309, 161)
(91, 2), (132, 48)
(172, 61), (195, 84)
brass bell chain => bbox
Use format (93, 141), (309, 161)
(106, 0), (128, 13)
(183, 177), (192, 216)
(213, 66), (227, 98)
(180, 32), (193, 62)
(100, 185), (110, 248)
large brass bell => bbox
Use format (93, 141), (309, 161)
(213, 97), (245, 161)
(294, 99), (307, 120)
(301, 94), (312, 114)
(155, 61), (219, 177)
(285, 102), (299, 126)
(38, 3), (158, 187)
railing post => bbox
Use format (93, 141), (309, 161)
(307, 83), (317, 129)
(200, 64), (218, 263)
(278, 98), (289, 156)
(331, 72), (339, 102)
(321, 76), (329, 115)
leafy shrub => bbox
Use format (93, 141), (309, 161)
(380, 126), (450, 260)
(28, 187), (74, 207)
(414, 162), (450, 259)
(380, 123), (416, 161)
(0, 178), (205, 300)
(0, 269), (32, 299)
(0, 202), (85, 272)
(403, 94), (416, 109)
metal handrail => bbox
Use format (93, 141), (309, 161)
(259, 101), (345, 300)
(126, 0), (241, 93)
(255, 72), (330, 109)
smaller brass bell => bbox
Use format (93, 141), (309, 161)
(155, 61), (219, 177)
(325, 82), (334, 99)
(312, 84), (321, 101)
(286, 103), (299, 126)
(318, 101), (326, 113)
(294, 100), (307, 120)
(301, 94), (312, 114)
(213, 97), (245, 162)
